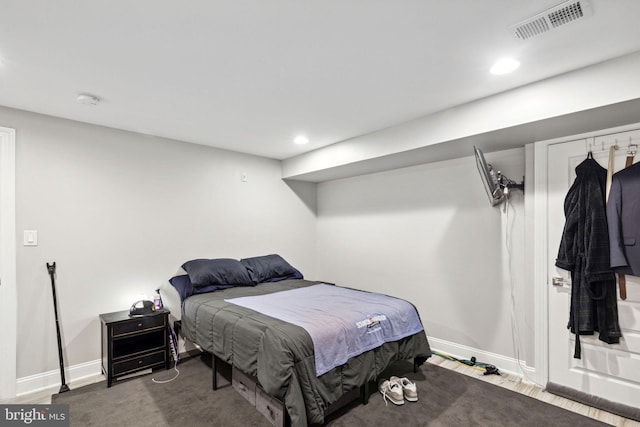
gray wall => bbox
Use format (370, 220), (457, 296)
(316, 148), (531, 365)
(2, 106), (317, 379)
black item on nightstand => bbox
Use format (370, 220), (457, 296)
(129, 299), (156, 316)
(100, 308), (171, 387)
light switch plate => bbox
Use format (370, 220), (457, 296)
(23, 230), (38, 246)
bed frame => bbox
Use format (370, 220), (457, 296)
(175, 319), (425, 426)
(211, 350), (423, 426)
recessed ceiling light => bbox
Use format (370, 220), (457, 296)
(490, 58), (520, 75)
(77, 93), (100, 106)
(294, 135), (309, 145)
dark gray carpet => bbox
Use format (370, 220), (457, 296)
(53, 355), (609, 426)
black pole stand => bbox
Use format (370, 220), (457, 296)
(47, 262), (70, 393)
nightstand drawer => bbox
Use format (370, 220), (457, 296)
(112, 350), (166, 376)
(112, 315), (166, 337)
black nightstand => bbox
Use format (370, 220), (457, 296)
(100, 308), (170, 387)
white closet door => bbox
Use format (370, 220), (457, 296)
(547, 129), (640, 408)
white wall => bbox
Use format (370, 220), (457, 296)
(3, 102), (533, 392)
(1, 106), (317, 381)
(316, 148), (531, 366)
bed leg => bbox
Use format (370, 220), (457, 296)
(212, 353), (218, 390)
(173, 320), (181, 338)
(413, 357), (418, 373)
(361, 380), (371, 405)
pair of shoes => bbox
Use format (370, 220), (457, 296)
(378, 376), (418, 405)
(390, 376), (418, 402)
(378, 379), (404, 406)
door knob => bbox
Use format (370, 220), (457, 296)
(552, 276), (570, 286)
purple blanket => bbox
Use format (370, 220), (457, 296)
(226, 283), (424, 376)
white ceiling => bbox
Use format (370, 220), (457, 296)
(1, 0), (640, 160)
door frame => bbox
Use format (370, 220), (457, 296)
(0, 126), (16, 399)
(533, 122), (640, 388)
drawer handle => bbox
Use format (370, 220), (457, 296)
(138, 360), (143, 364)
(137, 323), (143, 328)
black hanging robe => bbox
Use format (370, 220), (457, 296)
(555, 154), (621, 358)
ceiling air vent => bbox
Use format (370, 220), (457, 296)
(509, 0), (593, 40)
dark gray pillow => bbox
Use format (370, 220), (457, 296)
(181, 258), (253, 288)
(169, 274), (234, 301)
(240, 254), (303, 284)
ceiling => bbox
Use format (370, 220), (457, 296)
(1, 0), (640, 160)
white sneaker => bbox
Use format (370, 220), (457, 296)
(390, 376), (418, 402)
(378, 379), (404, 406)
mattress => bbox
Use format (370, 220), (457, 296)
(159, 278), (182, 321)
(181, 279), (431, 427)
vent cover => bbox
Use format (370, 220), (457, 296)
(509, 0), (593, 40)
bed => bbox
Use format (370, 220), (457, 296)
(160, 255), (431, 427)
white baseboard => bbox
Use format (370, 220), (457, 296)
(14, 338), (537, 396)
(16, 359), (104, 397)
(428, 337), (536, 384)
